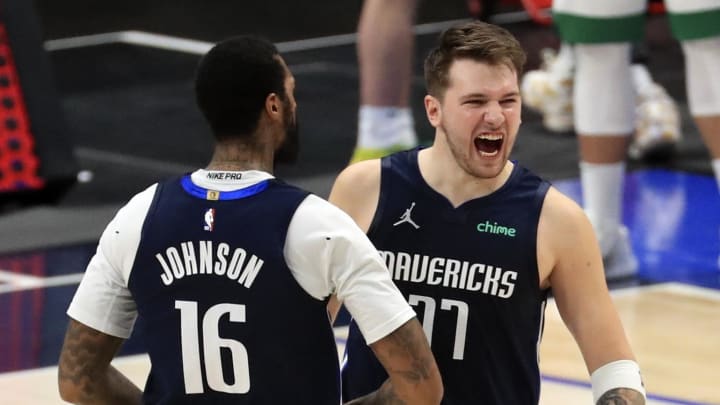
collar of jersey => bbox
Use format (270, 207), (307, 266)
(181, 175), (270, 200)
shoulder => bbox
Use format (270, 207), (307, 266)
(108, 184), (158, 232)
(538, 186), (603, 285)
(295, 193), (351, 220)
(99, 184), (158, 267)
(290, 194), (367, 241)
(329, 159), (382, 231)
(333, 158), (382, 192)
(538, 186), (597, 260)
(540, 186), (589, 235)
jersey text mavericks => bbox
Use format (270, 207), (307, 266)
(380, 250), (517, 298)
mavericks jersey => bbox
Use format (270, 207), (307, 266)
(342, 149), (551, 404)
(128, 175), (339, 404)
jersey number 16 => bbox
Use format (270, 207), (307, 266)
(175, 300), (250, 394)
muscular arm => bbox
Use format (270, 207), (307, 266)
(539, 188), (644, 404)
(344, 318), (443, 405)
(58, 318), (141, 405)
(342, 380), (406, 405)
(328, 159), (382, 233)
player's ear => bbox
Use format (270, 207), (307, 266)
(265, 93), (282, 121)
(424, 95), (441, 127)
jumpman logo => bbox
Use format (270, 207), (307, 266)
(393, 202), (420, 229)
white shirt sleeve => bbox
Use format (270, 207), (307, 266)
(284, 195), (416, 344)
(66, 184), (157, 338)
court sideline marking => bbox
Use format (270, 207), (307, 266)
(0, 270), (84, 294)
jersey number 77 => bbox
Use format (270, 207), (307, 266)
(409, 294), (469, 360)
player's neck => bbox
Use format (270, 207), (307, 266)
(419, 147), (514, 207)
(206, 142), (274, 173)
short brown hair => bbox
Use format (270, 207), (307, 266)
(424, 21), (526, 98)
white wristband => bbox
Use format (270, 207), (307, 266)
(591, 360), (646, 403)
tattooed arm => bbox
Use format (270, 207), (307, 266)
(58, 318), (141, 405)
(344, 318), (443, 405)
(342, 380), (405, 405)
(596, 388), (646, 405)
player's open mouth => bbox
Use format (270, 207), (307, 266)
(474, 134), (503, 157)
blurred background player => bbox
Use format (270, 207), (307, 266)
(522, 41), (682, 161)
(350, 0), (420, 163)
(523, 0), (720, 278)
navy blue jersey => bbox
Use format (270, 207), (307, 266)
(128, 175), (339, 404)
(342, 149), (551, 404)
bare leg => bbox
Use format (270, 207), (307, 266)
(695, 116), (720, 158)
(358, 0), (417, 107)
(695, 115), (720, 192)
(579, 136), (632, 164)
(352, 0), (419, 162)
(573, 44), (638, 278)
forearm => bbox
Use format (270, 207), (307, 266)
(596, 387), (646, 405)
(367, 318), (443, 405)
(58, 319), (141, 405)
(59, 365), (142, 405)
(343, 380), (405, 405)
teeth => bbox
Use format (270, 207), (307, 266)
(480, 150), (499, 157)
(476, 134), (503, 141)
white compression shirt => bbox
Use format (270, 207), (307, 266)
(67, 169), (415, 345)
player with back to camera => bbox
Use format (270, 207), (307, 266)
(57, 35), (442, 405)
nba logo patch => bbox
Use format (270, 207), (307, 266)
(203, 208), (215, 231)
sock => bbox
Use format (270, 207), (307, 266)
(357, 106), (418, 150)
(552, 42), (575, 75)
(713, 159), (720, 193)
(631, 64), (655, 98)
(580, 161), (625, 256)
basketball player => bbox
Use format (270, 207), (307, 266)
(57, 36), (442, 405)
(331, 21), (646, 404)
(550, 0), (720, 277)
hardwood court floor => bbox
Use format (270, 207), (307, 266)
(540, 283), (720, 404)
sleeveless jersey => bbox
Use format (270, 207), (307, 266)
(128, 175), (339, 404)
(342, 149), (551, 404)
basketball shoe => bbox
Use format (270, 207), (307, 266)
(629, 66), (682, 161)
(601, 225), (639, 281)
(350, 107), (418, 164)
(521, 47), (574, 133)
(350, 144), (416, 164)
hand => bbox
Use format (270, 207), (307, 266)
(596, 388), (646, 405)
